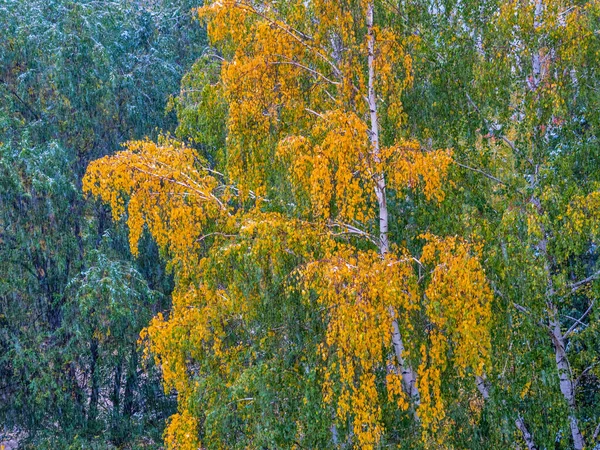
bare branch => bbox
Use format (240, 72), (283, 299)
(565, 300), (595, 338)
(328, 221), (378, 246)
(575, 362), (600, 388)
(454, 160), (508, 186)
(0, 77), (41, 121)
(305, 108), (325, 119)
(516, 416), (538, 450)
(197, 232), (237, 243)
(569, 270), (600, 293)
(512, 302), (551, 331)
(593, 420), (600, 442)
(269, 57), (341, 86)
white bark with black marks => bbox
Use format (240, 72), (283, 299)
(516, 416), (538, 450)
(366, 1), (420, 408)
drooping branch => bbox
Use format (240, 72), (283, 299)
(268, 57), (341, 86)
(0, 77), (41, 121)
(454, 160), (509, 186)
(234, 2), (343, 80)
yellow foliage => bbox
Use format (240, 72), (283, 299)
(296, 236), (492, 445)
(277, 110), (372, 221)
(83, 138), (225, 264)
(83, 1), (494, 448)
(421, 234), (492, 377)
(564, 191), (600, 238)
(383, 142), (453, 202)
(418, 235), (492, 432)
(302, 248), (417, 448)
(164, 410), (201, 450)
(196, 0), (417, 195)
(278, 114), (453, 221)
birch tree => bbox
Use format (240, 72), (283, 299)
(404, 0), (600, 447)
(84, 1), (494, 448)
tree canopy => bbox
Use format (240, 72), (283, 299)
(3, 0), (600, 449)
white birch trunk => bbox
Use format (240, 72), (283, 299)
(548, 302), (585, 450)
(530, 0), (543, 91)
(516, 417), (538, 450)
(478, 372), (539, 449)
(533, 199), (585, 449)
(391, 315), (420, 404)
(475, 374), (490, 400)
(366, 1), (389, 256)
(366, 1), (420, 407)
(527, 2), (585, 442)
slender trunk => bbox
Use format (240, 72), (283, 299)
(391, 315), (420, 404)
(532, 197), (584, 450)
(111, 358), (123, 421)
(548, 302), (584, 450)
(478, 372), (539, 449)
(366, 3), (389, 256)
(530, 0), (543, 91)
(87, 337), (100, 430)
(123, 347), (138, 419)
(515, 417), (538, 450)
(68, 361), (86, 424)
(527, 1), (585, 439)
(331, 423), (339, 447)
(366, 1), (420, 407)
(475, 374), (490, 400)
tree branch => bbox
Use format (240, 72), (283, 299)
(269, 58), (341, 86)
(465, 92), (534, 167)
(0, 77), (41, 121)
(516, 416), (538, 450)
(454, 160), (508, 186)
(574, 362), (600, 388)
(235, 2), (342, 79)
(569, 270), (600, 293)
(327, 221), (378, 246)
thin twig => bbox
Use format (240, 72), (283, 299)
(454, 160), (508, 186)
(269, 57), (341, 86)
(197, 232), (237, 243)
(575, 362), (600, 388)
(565, 300), (595, 338)
(569, 270), (600, 292)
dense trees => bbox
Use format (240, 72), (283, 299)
(403, 1), (600, 448)
(84, 0), (600, 449)
(0, 0), (204, 447)
(3, 0), (600, 448)
(85, 0), (494, 444)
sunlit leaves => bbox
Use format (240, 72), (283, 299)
(83, 138), (224, 262)
(83, 1), (496, 448)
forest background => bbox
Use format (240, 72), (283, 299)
(1, 1), (600, 450)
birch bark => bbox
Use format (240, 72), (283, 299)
(525, 3), (584, 446)
(516, 417), (538, 450)
(366, 1), (420, 407)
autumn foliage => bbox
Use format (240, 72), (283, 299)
(78, 0), (600, 449)
(82, 1), (496, 448)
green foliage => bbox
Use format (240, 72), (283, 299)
(3, 0), (600, 448)
(403, 0), (600, 448)
(0, 0), (206, 447)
